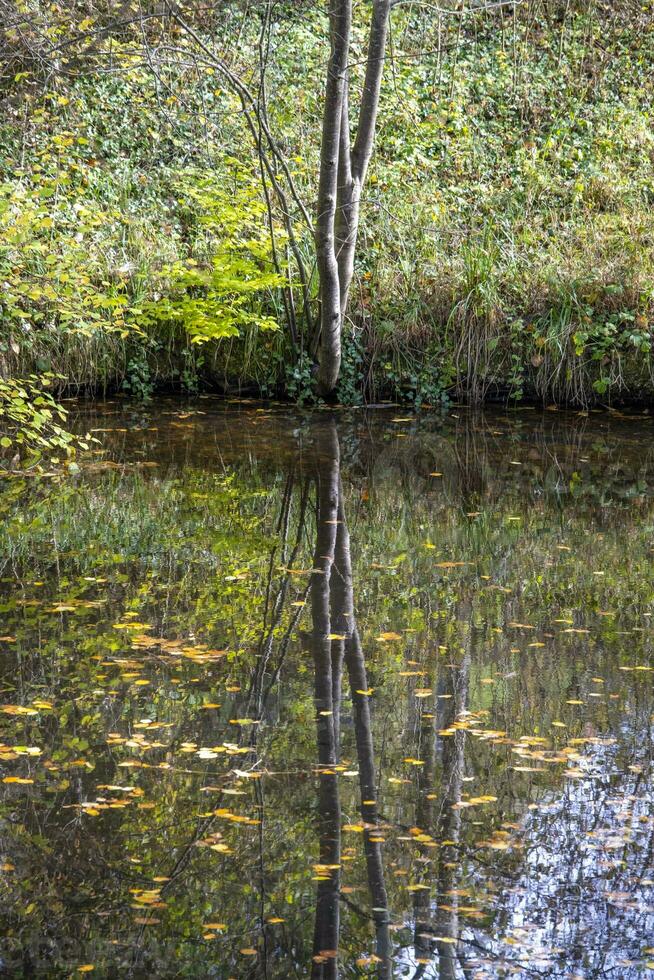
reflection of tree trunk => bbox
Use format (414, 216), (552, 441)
(434, 653), (469, 980)
(310, 418), (392, 978)
(433, 616), (472, 980)
(311, 424), (341, 979)
(410, 613), (471, 980)
(311, 728), (341, 980)
(412, 637), (439, 972)
(335, 490), (392, 979)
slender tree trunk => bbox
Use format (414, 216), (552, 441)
(316, 0), (392, 398)
(335, 89), (357, 313)
(315, 0), (352, 396)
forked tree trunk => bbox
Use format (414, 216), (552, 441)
(315, 0), (392, 397)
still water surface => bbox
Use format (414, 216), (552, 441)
(1, 400), (653, 978)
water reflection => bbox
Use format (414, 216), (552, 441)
(309, 420), (390, 978)
(411, 631), (470, 980)
(0, 401), (653, 977)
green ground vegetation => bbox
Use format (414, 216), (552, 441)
(2, 0), (654, 444)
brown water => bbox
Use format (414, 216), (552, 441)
(0, 399), (653, 978)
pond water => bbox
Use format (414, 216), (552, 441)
(1, 399), (653, 978)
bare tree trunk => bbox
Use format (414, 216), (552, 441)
(316, 0), (391, 398)
(315, 0), (352, 396)
(337, 0), (391, 312)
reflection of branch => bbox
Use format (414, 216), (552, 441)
(245, 474), (310, 720)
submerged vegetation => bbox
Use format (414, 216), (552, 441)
(1, 0), (654, 420)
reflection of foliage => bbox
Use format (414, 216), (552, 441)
(0, 406), (653, 975)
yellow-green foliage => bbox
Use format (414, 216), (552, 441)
(2, 2), (654, 404)
(134, 170), (283, 343)
(0, 374), (91, 466)
(0, 80), (284, 381)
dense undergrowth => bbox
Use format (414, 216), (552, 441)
(2, 0), (654, 425)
